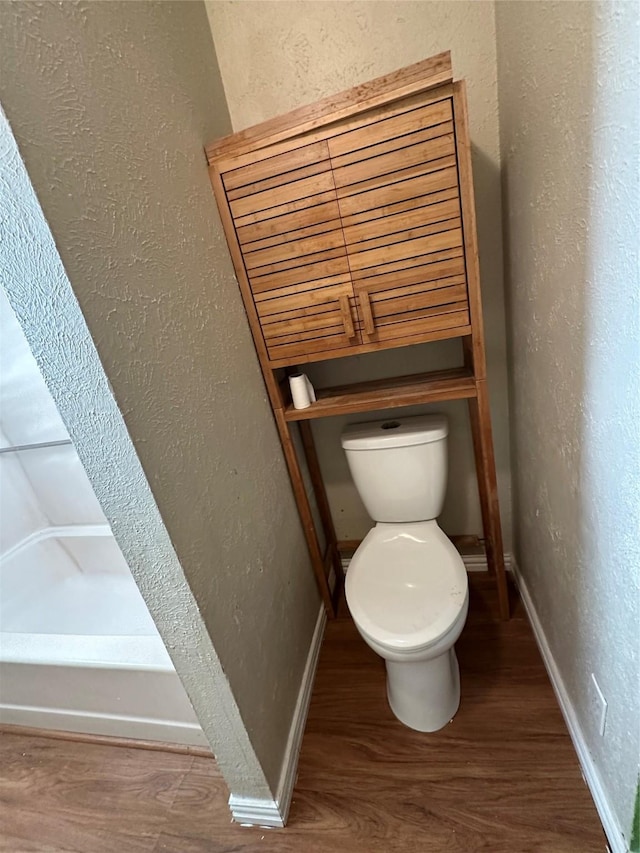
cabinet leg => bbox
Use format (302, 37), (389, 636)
(468, 381), (509, 619)
(299, 420), (344, 608)
(274, 409), (337, 618)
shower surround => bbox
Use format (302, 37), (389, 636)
(0, 289), (206, 747)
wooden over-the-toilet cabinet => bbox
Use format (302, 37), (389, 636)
(206, 51), (509, 620)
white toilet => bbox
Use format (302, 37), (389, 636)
(341, 414), (468, 733)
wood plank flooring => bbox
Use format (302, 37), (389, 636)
(0, 577), (606, 852)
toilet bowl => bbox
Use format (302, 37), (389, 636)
(346, 521), (468, 732)
(341, 414), (468, 732)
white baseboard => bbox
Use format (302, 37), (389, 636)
(273, 603), (326, 823)
(229, 603), (327, 828)
(461, 551), (514, 572)
(227, 794), (284, 829)
(511, 562), (626, 853)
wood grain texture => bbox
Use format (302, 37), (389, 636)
(229, 171), (336, 220)
(331, 134), (456, 191)
(347, 215), (460, 258)
(212, 78), (473, 366)
(239, 212), (343, 252)
(365, 276), (466, 307)
(331, 119), (454, 170)
(222, 140), (329, 192)
(223, 90), (469, 361)
(299, 420), (345, 604)
(273, 409), (335, 617)
(233, 189), (338, 229)
(338, 166), (459, 226)
(249, 244), (348, 279)
(334, 155), (457, 208)
(283, 367), (477, 421)
(350, 253), (465, 292)
(352, 308), (470, 344)
(210, 86), (454, 176)
(342, 197), (460, 247)
(0, 578), (605, 853)
(268, 323), (472, 368)
(327, 99), (453, 160)
(452, 80), (487, 380)
(207, 165), (283, 410)
(255, 280), (353, 313)
(244, 228), (346, 271)
(358, 290), (376, 337)
(205, 51), (453, 162)
(468, 381), (509, 619)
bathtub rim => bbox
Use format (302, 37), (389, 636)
(0, 632), (175, 671)
(1, 523), (173, 671)
(1, 522), (112, 564)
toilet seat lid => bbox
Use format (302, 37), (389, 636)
(345, 522), (468, 651)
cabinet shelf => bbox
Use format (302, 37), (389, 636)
(284, 366), (476, 421)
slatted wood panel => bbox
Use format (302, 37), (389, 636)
(257, 283), (362, 362)
(218, 95), (473, 361)
(222, 141), (359, 363)
(327, 98), (470, 345)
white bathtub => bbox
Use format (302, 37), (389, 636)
(0, 525), (209, 748)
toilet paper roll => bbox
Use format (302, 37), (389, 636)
(289, 373), (316, 409)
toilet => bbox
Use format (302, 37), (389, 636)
(341, 414), (468, 733)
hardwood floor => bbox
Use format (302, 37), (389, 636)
(0, 577), (606, 852)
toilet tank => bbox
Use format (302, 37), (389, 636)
(341, 414), (448, 523)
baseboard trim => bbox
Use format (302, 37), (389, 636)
(229, 603), (327, 828)
(511, 561), (626, 853)
(227, 794), (284, 829)
(274, 603), (326, 823)
(461, 551), (514, 572)
(0, 722), (213, 758)
(0, 704), (208, 748)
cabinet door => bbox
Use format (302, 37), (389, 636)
(221, 141), (361, 365)
(329, 99), (471, 346)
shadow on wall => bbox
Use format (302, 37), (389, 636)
(579, 0), (640, 825)
(500, 0), (640, 844)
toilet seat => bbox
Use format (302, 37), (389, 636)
(346, 521), (468, 653)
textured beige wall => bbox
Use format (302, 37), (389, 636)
(497, 1), (639, 845)
(0, 0), (319, 795)
(205, 0), (512, 548)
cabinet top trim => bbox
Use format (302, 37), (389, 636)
(205, 51), (452, 164)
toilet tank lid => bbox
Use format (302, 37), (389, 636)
(341, 414), (448, 450)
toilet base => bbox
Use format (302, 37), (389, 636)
(386, 648), (461, 732)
